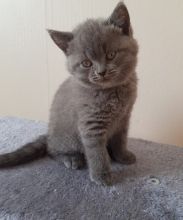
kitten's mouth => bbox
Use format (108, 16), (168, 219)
(91, 77), (109, 83)
(98, 75), (114, 82)
(90, 76), (114, 87)
(90, 70), (117, 84)
(102, 78), (111, 82)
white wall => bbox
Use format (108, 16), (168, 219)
(0, 0), (183, 146)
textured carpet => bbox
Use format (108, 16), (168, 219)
(0, 117), (183, 220)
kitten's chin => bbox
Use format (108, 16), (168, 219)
(89, 74), (135, 88)
(74, 76), (129, 89)
(89, 78), (122, 89)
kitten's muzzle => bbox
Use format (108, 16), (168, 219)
(98, 71), (106, 77)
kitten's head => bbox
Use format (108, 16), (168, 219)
(48, 2), (138, 88)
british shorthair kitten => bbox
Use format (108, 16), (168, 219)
(0, 2), (138, 186)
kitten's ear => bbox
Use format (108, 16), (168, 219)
(108, 2), (131, 35)
(47, 29), (73, 54)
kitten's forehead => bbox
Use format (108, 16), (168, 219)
(71, 19), (121, 59)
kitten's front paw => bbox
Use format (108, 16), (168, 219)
(90, 172), (112, 186)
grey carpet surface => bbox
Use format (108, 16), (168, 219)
(0, 117), (182, 220)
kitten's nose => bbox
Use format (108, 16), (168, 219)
(98, 71), (106, 77)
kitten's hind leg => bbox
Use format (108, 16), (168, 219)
(47, 133), (86, 169)
(108, 134), (136, 164)
(62, 153), (86, 169)
(108, 118), (136, 165)
(50, 152), (86, 170)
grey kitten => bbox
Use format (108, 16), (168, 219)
(0, 2), (138, 186)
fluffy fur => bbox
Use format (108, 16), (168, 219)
(0, 2), (138, 186)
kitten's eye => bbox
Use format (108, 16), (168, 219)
(106, 51), (116, 60)
(81, 59), (92, 68)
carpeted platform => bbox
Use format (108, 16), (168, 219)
(0, 117), (182, 220)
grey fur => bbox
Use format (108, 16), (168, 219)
(0, 2), (138, 185)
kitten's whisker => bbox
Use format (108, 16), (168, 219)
(108, 70), (117, 75)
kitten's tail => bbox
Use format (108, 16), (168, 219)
(0, 135), (47, 168)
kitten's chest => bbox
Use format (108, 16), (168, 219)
(94, 90), (120, 113)
(96, 88), (129, 111)
(85, 87), (130, 119)
(77, 85), (135, 137)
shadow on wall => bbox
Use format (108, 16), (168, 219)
(159, 108), (183, 147)
(162, 126), (183, 147)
